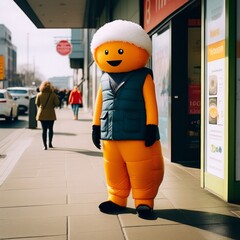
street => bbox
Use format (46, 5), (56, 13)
(0, 114), (29, 139)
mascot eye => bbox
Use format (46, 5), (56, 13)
(105, 50), (109, 55)
(118, 49), (124, 54)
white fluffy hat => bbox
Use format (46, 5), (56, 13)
(90, 20), (152, 55)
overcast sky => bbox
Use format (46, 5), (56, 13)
(0, 0), (73, 80)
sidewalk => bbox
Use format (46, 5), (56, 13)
(0, 107), (240, 240)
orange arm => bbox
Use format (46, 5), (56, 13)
(92, 86), (103, 126)
(143, 74), (158, 125)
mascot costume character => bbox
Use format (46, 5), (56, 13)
(91, 20), (164, 218)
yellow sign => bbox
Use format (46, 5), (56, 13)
(0, 55), (4, 80)
(207, 40), (225, 62)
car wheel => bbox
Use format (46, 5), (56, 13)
(6, 110), (13, 122)
(14, 113), (19, 121)
(15, 107), (20, 120)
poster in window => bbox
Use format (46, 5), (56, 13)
(205, 0), (225, 179)
(152, 29), (170, 151)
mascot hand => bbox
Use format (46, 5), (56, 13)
(145, 124), (158, 147)
(92, 125), (101, 149)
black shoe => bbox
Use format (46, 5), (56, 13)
(136, 205), (153, 218)
(99, 201), (126, 214)
(49, 143), (53, 148)
(43, 146), (47, 150)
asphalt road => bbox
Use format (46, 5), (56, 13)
(0, 114), (29, 139)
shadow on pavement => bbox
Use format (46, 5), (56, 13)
(101, 208), (240, 239)
(54, 132), (77, 136)
(145, 209), (240, 239)
(77, 118), (92, 122)
(51, 147), (102, 157)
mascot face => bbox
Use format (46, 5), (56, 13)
(94, 41), (149, 73)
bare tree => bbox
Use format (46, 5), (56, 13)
(17, 64), (43, 87)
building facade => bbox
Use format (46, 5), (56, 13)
(0, 24), (17, 89)
(48, 76), (73, 90)
(85, 0), (240, 203)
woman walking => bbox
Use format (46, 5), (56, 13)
(36, 81), (59, 150)
(68, 85), (83, 120)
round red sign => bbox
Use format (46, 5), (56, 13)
(56, 40), (72, 56)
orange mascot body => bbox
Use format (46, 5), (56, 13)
(91, 20), (164, 218)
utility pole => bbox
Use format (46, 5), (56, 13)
(26, 32), (29, 86)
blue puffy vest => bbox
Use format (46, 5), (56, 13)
(100, 67), (158, 140)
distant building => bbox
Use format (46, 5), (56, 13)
(0, 24), (17, 88)
(48, 76), (73, 90)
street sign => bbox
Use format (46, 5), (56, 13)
(56, 40), (72, 56)
(0, 55), (4, 80)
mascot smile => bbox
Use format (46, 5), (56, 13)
(91, 20), (164, 218)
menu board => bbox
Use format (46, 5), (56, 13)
(205, 0), (225, 179)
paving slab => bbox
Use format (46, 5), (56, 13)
(1, 176), (66, 190)
(0, 203), (100, 219)
(0, 216), (66, 239)
(68, 214), (125, 240)
(0, 188), (67, 207)
(8, 237), (66, 240)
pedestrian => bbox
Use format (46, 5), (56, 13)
(68, 85), (83, 120)
(64, 89), (70, 107)
(58, 89), (66, 109)
(35, 81), (60, 150)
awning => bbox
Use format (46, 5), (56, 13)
(13, 0), (104, 28)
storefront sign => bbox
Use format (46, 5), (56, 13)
(0, 55), (4, 80)
(143, 0), (189, 32)
(205, 0), (225, 179)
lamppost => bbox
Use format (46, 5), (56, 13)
(27, 33), (29, 86)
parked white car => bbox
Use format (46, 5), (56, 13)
(7, 87), (37, 114)
(0, 89), (19, 121)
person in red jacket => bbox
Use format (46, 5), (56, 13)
(68, 85), (83, 120)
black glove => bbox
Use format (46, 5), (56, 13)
(92, 125), (101, 149)
(145, 124), (158, 147)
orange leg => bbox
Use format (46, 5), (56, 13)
(103, 140), (164, 209)
(119, 140), (164, 208)
(103, 140), (131, 207)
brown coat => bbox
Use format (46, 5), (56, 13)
(35, 92), (59, 121)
